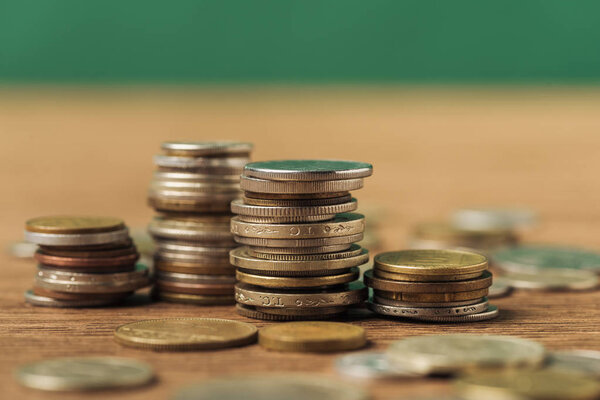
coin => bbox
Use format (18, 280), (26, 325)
(174, 375), (369, 400)
(365, 299), (489, 318)
(25, 216), (125, 234)
(546, 350), (600, 378)
(34, 251), (139, 268)
(148, 188), (241, 202)
(455, 369), (600, 400)
(25, 228), (130, 246)
(242, 194), (352, 207)
(247, 243), (352, 254)
(154, 259), (235, 275)
(153, 171), (241, 183)
(39, 245), (138, 258)
(374, 269), (483, 282)
(240, 176), (364, 194)
(387, 334), (546, 374)
(374, 249), (488, 276)
(373, 296), (485, 308)
(236, 214), (337, 223)
(151, 290), (235, 305)
(35, 265), (150, 293)
(235, 304), (342, 321)
(148, 197), (234, 213)
(161, 141), (253, 156)
(32, 286), (133, 301)
(335, 352), (419, 379)
(393, 305), (498, 323)
(364, 270), (493, 293)
(154, 241), (234, 257)
(234, 233), (364, 248)
(374, 288), (489, 303)
(114, 318), (257, 351)
(236, 268), (359, 288)
(24, 289), (127, 308)
(246, 244), (364, 261)
(154, 154), (248, 169)
(150, 180), (241, 193)
(411, 222), (517, 249)
(499, 268), (599, 291)
(231, 213), (364, 239)
(244, 191), (350, 200)
(256, 305), (348, 316)
(487, 277), (513, 298)
(230, 198), (358, 217)
(258, 321), (366, 352)
(492, 245), (600, 273)
(451, 207), (537, 230)
(154, 280), (234, 295)
(15, 356), (154, 391)
(149, 216), (232, 242)
(244, 160), (373, 181)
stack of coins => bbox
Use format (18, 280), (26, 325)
(230, 160), (372, 320)
(365, 249), (498, 322)
(24, 216), (149, 307)
(148, 141), (253, 305)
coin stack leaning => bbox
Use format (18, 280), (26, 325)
(365, 249), (498, 322)
(230, 160), (372, 320)
(148, 141), (253, 305)
(24, 216), (149, 307)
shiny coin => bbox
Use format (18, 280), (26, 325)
(366, 298), (489, 318)
(487, 277), (513, 298)
(15, 356), (154, 391)
(236, 268), (359, 288)
(174, 374), (369, 400)
(374, 269), (483, 282)
(451, 207), (537, 230)
(374, 249), (488, 276)
(247, 243), (352, 254)
(114, 318), (257, 351)
(492, 245), (600, 273)
(411, 222), (517, 250)
(231, 198), (358, 217)
(25, 216), (125, 234)
(546, 350), (600, 378)
(240, 176), (364, 194)
(499, 268), (599, 291)
(34, 251), (139, 268)
(387, 304), (499, 323)
(387, 334), (546, 374)
(247, 244), (364, 260)
(235, 303), (343, 321)
(455, 369), (600, 400)
(25, 228), (130, 247)
(161, 141), (252, 156)
(24, 289), (128, 308)
(258, 321), (366, 352)
(234, 233), (363, 248)
(335, 352), (419, 379)
(244, 160), (373, 181)
(154, 154), (248, 169)
(374, 288), (489, 303)
(364, 270), (493, 293)
(151, 290), (235, 305)
(242, 194), (352, 207)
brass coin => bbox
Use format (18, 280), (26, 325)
(236, 304), (342, 321)
(38, 239), (133, 252)
(247, 244), (364, 260)
(374, 249), (488, 276)
(25, 216), (125, 234)
(374, 269), (483, 282)
(34, 251), (139, 268)
(364, 270), (493, 293)
(237, 267), (351, 278)
(236, 268), (359, 288)
(242, 194), (352, 207)
(234, 233), (363, 248)
(160, 141), (253, 156)
(243, 160), (373, 181)
(258, 321), (366, 352)
(154, 280), (234, 295)
(148, 197), (234, 213)
(230, 198), (358, 217)
(32, 286), (133, 301)
(240, 176), (364, 194)
(244, 191), (349, 200)
(247, 243), (352, 254)
(114, 318), (257, 351)
(151, 290), (235, 305)
(24, 289), (128, 308)
(374, 288), (489, 303)
(373, 296), (485, 308)
(154, 259), (235, 275)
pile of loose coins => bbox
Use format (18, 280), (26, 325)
(230, 160), (372, 320)
(365, 249), (498, 322)
(24, 216), (149, 307)
(148, 141), (253, 305)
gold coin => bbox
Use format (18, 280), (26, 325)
(114, 318), (257, 351)
(374, 249), (488, 276)
(26, 216), (125, 234)
(364, 270), (493, 293)
(258, 321), (366, 352)
(374, 269), (483, 282)
(374, 288), (489, 302)
(455, 370), (600, 400)
(236, 268), (359, 288)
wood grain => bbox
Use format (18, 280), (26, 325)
(1, 87), (599, 399)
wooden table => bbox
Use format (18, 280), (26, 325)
(1, 87), (599, 399)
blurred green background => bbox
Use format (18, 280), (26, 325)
(1, 0), (600, 83)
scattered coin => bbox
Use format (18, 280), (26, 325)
(114, 318), (258, 351)
(451, 207), (537, 230)
(499, 268), (598, 291)
(487, 277), (513, 298)
(335, 352), (419, 379)
(15, 356), (154, 391)
(409, 222), (517, 252)
(546, 350), (600, 378)
(492, 245), (600, 273)
(259, 321), (366, 352)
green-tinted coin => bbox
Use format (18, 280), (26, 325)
(244, 160), (373, 181)
(492, 245), (600, 273)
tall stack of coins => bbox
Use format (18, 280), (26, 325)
(230, 160), (372, 320)
(24, 216), (149, 307)
(365, 249), (498, 322)
(148, 141), (253, 305)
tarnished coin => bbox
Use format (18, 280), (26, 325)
(374, 249), (488, 276)
(25, 228), (130, 247)
(258, 321), (366, 352)
(15, 356), (154, 391)
(366, 299), (489, 318)
(492, 245), (600, 273)
(236, 268), (359, 288)
(546, 350), (600, 378)
(161, 141), (252, 156)
(242, 194), (352, 207)
(34, 251), (139, 268)
(374, 269), (483, 282)
(387, 334), (546, 374)
(455, 370), (600, 400)
(335, 352), (419, 379)
(114, 318), (257, 351)
(374, 288), (489, 303)
(246, 243), (364, 261)
(236, 304), (343, 321)
(247, 243), (352, 254)
(149, 216), (232, 242)
(32, 286), (133, 301)
(364, 270), (493, 293)
(244, 160), (373, 181)
(499, 268), (598, 291)
(231, 198), (358, 217)
(151, 290), (235, 305)
(240, 176), (364, 194)
(451, 207), (537, 230)
(174, 375), (369, 400)
(24, 290), (129, 308)
(234, 233), (363, 248)
(25, 216), (125, 234)
(487, 277), (513, 298)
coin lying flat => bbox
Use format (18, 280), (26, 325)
(259, 321), (366, 352)
(243, 160), (373, 181)
(451, 207), (537, 231)
(148, 216), (232, 242)
(240, 176), (364, 194)
(235, 304), (343, 321)
(499, 268), (599, 291)
(114, 318), (258, 351)
(365, 299), (489, 318)
(151, 290), (235, 305)
(374, 249), (488, 276)
(236, 268), (359, 288)
(364, 270), (492, 293)
(546, 350), (600, 378)
(455, 369), (600, 400)
(387, 334), (546, 374)
(335, 352), (419, 379)
(161, 141), (253, 156)
(242, 194), (352, 207)
(24, 289), (128, 308)
(15, 356), (154, 391)
(246, 243), (364, 260)
(374, 288), (489, 303)
(231, 198), (358, 217)
(25, 228), (131, 247)
(25, 216), (125, 234)
(174, 375), (369, 400)
(234, 233), (364, 248)
(154, 155), (248, 169)
(247, 243), (352, 255)
(492, 245), (600, 273)
(374, 269), (483, 282)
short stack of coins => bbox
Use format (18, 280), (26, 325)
(230, 160), (372, 320)
(148, 141), (253, 305)
(24, 216), (149, 307)
(365, 249), (498, 322)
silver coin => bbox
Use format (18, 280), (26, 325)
(240, 176), (364, 194)
(155, 271), (235, 284)
(154, 155), (248, 169)
(8, 241), (37, 258)
(16, 356), (154, 391)
(154, 241), (235, 257)
(487, 277), (513, 298)
(335, 352), (419, 379)
(24, 290), (128, 308)
(366, 299), (489, 318)
(148, 189), (241, 201)
(236, 214), (337, 223)
(373, 296), (485, 308)
(24, 228), (130, 246)
(233, 233), (363, 248)
(499, 268), (598, 291)
(148, 216), (232, 242)
(451, 207), (537, 230)
(244, 160), (373, 181)
(546, 350), (600, 378)
(399, 305), (499, 323)
(230, 198), (358, 217)
(247, 243), (352, 254)
(161, 141), (252, 156)
(153, 171), (241, 183)
(492, 245), (600, 273)
(149, 180), (240, 193)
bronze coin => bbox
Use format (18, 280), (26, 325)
(34, 251), (139, 268)
(243, 191), (350, 200)
(374, 269), (483, 282)
(32, 286), (133, 301)
(37, 245), (138, 259)
(374, 288), (490, 303)
(364, 270), (493, 293)
(37, 263), (136, 274)
(154, 280), (235, 295)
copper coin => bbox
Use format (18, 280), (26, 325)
(38, 245), (138, 259)
(34, 251), (139, 268)
(374, 288), (490, 303)
(37, 263), (136, 274)
(243, 191), (350, 200)
(38, 239), (133, 252)
(154, 280), (235, 295)
(148, 197), (234, 213)
(32, 286), (133, 301)
(154, 259), (235, 275)
(25, 216), (125, 234)
(364, 270), (493, 293)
